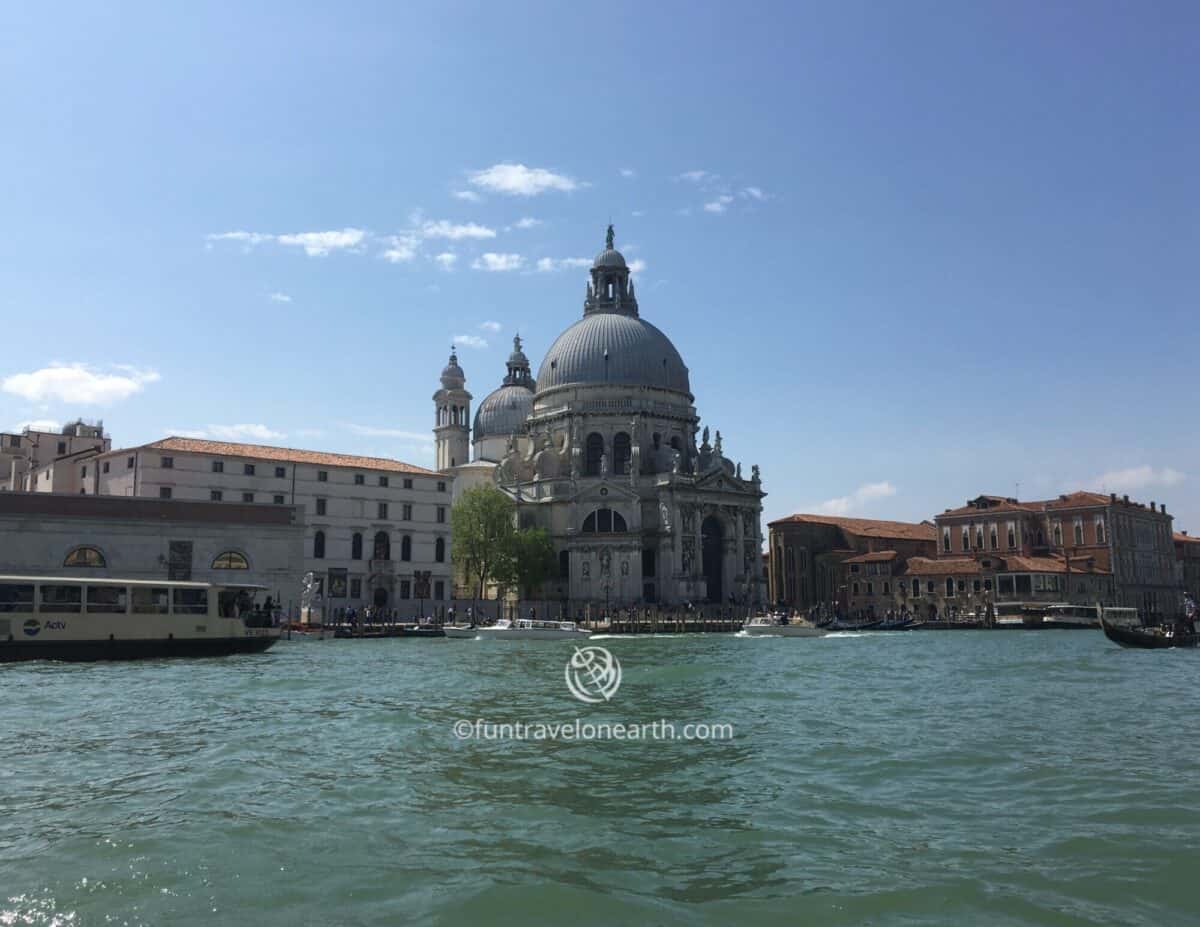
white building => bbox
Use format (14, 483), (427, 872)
(94, 437), (452, 615)
(0, 420), (110, 493)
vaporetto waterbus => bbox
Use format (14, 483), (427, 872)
(0, 575), (280, 662)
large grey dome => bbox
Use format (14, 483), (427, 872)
(473, 384), (534, 439)
(536, 312), (691, 396)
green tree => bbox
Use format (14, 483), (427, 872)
(498, 527), (558, 599)
(450, 485), (516, 599)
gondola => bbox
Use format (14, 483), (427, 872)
(1100, 616), (1198, 650)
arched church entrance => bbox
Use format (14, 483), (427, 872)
(373, 587), (389, 608)
(701, 515), (724, 603)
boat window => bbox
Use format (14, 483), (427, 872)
(212, 550), (249, 569)
(39, 584), (82, 613)
(173, 588), (208, 615)
(0, 583), (34, 613)
(86, 585), (127, 614)
(64, 546), (106, 568)
(131, 587), (170, 615)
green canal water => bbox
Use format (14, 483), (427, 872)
(2, 631), (1198, 926)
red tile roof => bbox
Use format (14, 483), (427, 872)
(769, 513), (936, 541)
(1002, 554), (1110, 575)
(103, 437), (438, 476)
(843, 550), (899, 564)
(901, 557), (982, 576)
(1043, 491), (1112, 510)
(1175, 532), (1200, 545)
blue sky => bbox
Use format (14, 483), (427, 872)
(1, 1), (1196, 531)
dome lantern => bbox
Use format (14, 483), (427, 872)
(585, 224), (637, 318)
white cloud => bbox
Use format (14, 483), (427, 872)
(381, 234), (419, 263)
(433, 252), (457, 270)
(1087, 466), (1185, 493)
(813, 481), (897, 516)
(677, 170), (715, 184)
(628, 258), (647, 274)
(453, 334), (489, 349)
(452, 190), (482, 202)
(512, 216), (542, 229)
(206, 424), (286, 441)
(346, 424), (434, 443)
(269, 292), (292, 303)
(10, 419), (61, 433)
(704, 195), (735, 214)
(536, 257), (591, 273)
(276, 228), (366, 257)
(619, 168), (636, 178)
(2, 364), (160, 405)
(206, 231), (272, 246)
(742, 186), (767, 200)
(480, 320), (502, 332)
(631, 209), (646, 217)
(420, 220), (496, 240)
(469, 163), (578, 196)
(472, 252), (524, 272)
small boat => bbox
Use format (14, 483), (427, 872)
(741, 615), (827, 637)
(444, 624), (479, 639)
(473, 618), (592, 640)
(282, 624), (334, 641)
(1100, 615), (1197, 649)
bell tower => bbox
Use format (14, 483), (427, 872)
(433, 347), (471, 472)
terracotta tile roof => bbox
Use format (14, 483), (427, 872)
(1175, 532), (1200, 545)
(843, 550), (899, 564)
(102, 437), (439, 476)
(1043, 491), (1111, 510)
(1001, 554), (1109, 575)
(769, 513), (936, 541)
(940, 497), (1043, 517)
(901, 557), (982, 576)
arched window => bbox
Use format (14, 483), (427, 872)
(612, 433), (631, 475)
(581, 508), (627, 534)
(946, 577), (955, 597)
(352, 532), (363, 560)
(373, 531), (390, 561)
(401, 535), (412, 562)
(212, 550), (249, 569)
(435, 537), (445, 563)
(585, 433), (604, 476)
(313, 531), (326, 559)
(1052, 524), (1062, 546)
(64, 546), (105, 568)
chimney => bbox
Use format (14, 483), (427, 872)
(1110, 492), (1117, 503)
(1151, 501), (1157, 512)
(1161, 503), (1167, 515)
(1123, 495), (1129, 505)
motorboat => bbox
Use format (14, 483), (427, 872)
(741, 615), (827, 637)
(472, 618), (592, 640)
(443, 624), (480, 639)
(0, 575), (280, 662)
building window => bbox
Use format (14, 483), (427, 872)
(316, 498), (327, 516)
(379, 476), (389, 488)
(159, 487), (172, 499)
(352, 532), (363, 560)
(64, 546), (106, 568)
(1053, 523), (1063, 546)
(435, 537), (445, 562)
(849, 564), (860, 574)
(212, 551), (249, 569)
(318, 470), (328, 482)
(882, 582), (890, 595)
(313, 531), (326, 559)
(946, 578), (955, 597)
(927, 580), (935, 594)
(957, 579), (966, 592)
(1096, 518), (1106, 544)
(912, 578), (921, 597)
(585, 433), (604, 476)
(354, 473), (365, 485)
(80, 466), (87, 478)
(581, 508), (628, 534)
(975, 527), (984, 549)
(866, 582), (873, 595)
(852, 582), (860, 595)
(437, 506), (446, 524)
(379, 502), (390, 520)
(973, 580), (981, 593)
(943, 528), (951, 552)
(961, 527), (969, 552)
(613, 432), (632, 475)
(275, 466), (286, 479)
(212, 461), (224, 473)
(161, 456), (174, 469)
(435, 580), (445, 601)
(401, 536), (412, 561)
(984, 578), (993, 591)
(57, 441), (66, 455)
(990, 526), (998, 550)
(102, 461), (109, 474)
(1007, 524), (1016, 549)
(244, 464), (255, 476)
(127, 456), (135, 469)
(560, 550), (570, 579)
(373, 532), (390, 560)
(437, 481), (446, 492)
(399, 580), (411, 599)
(210, 490), (223, 501)
(350, 578), (362, 599)
(1073, 520), (1083, 545)
(403, 478), (413, 489)
(242, 492), (254, 503)
(402, 503), (412, 520)
(274, 495), (285, 505)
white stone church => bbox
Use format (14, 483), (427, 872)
(435, 227), (767, 606)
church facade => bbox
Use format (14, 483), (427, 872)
(435, 227), (767, 606)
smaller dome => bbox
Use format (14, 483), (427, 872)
(473, 384), (534, 440)
(440, 349), (465, 389)
(593, 247), (627, 269)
